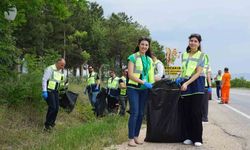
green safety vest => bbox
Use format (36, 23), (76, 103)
(47, 64), (64, 90)
(215, 75), (222, 81)
(181, 51), (205, 78)
(108, 77), (119, 89)
(87, 72), (97, 85)
(120, 76), (127, 96)
(203, 54), (210, 86)
(128, 52), (154, 86)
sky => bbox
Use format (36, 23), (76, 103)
(89, 0), (250, 74)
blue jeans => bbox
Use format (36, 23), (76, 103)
(216, 85), (221, 98)
(127, 87), (149, 139)
(88, 91), (99, 107)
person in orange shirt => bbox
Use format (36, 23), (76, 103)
(220, 67), (231, 104)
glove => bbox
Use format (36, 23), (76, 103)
(95, 85), (99, 90)
(143, 82), (153, 89)
(175, 77), (184, 86)
(207, 87), (212, 93)
(42, 91), (48, 100)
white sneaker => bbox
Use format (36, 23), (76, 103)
(194, 142), (202, 146)
(183, 139), (193, 145)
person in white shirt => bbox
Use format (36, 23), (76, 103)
(151, 53), (165, 81)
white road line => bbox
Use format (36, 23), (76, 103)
(215, 99), (250, 119)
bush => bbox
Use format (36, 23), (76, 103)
(231, 77), (250, 88)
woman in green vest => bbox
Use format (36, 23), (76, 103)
(180, 34), (205, 147)
(127, 37), (154, 147)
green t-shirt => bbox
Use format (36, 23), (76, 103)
(128, 53), (151, 89)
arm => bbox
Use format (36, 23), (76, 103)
(128, 61), (144, 84)
(119, 79), (126, 89)
(181, 66), (203, 91)
(42, 67), (52, 91)
(155, 63), (164, 81)
(207, 71), (212, 87)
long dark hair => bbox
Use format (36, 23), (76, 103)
(186, 33), (202, 53)
(134, 36), (152, 57)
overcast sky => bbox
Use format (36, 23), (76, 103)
(90, 0), (250, 74)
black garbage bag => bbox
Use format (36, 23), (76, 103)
(59, 90), (79, 113)
(95, 87), (108, 117)
(145, 79), (183, 143)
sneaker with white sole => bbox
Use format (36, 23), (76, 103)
(183, 139), (193, 145)
(194, 142), (202, 146)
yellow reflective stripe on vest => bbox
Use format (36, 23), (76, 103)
(47, 65), (63, 90)
(87, 72), (97, 85)
(181, 51), (204, 78)
(108, 77), (119, 89)
(128, 52), (143, 86)
(128, 52), (155, 86)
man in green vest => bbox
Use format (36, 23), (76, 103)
(107, 70), (120, 113)
(42, 58), (66, 131)
(86, 65), (100, 109)
(118, 68), (128, 116)
(214, 70), (222, 100)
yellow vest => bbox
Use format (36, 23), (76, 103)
(181, 51), (205, 78)
(120, 76), (127, 96)
(128, 52), (154, 86)
(47, 65), (64, 90)
(203, 54), (210, 86)
(108, 77), (119, 89)
(87, 72), (97, 85)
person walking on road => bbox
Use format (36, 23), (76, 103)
(42, 58), (66, 131)
(220, 67), (231, 104)
(214, 70), (222, 100)
(178, 34), (205, 147)
(127, 37), (154, 147)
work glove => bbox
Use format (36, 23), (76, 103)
(175, 77), (184, 86)
(42, 91), (48, 100)
(207, 87), (212, 93)
(143, 82), (153, 89)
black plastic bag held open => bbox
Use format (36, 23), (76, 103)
(145, 79), (184, 142)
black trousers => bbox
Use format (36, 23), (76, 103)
(45, 90), (59, 128)
(107, 95), (119, 113)
(202, 88), (209, 122)
(181, 94), (203, 143)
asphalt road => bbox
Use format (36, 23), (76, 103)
(107, 88), (250, 150)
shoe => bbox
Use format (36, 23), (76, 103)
(128, 140), (137, 147)
(43, 126), (52, 132)
(134, 137), (143, 145)
(183, 139), (193, 145)
(194, 142), (202, 146)
(218, 101), (224, 104)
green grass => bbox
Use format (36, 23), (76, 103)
(40, 116), (128, 150)
(0, 82), (128, 150)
